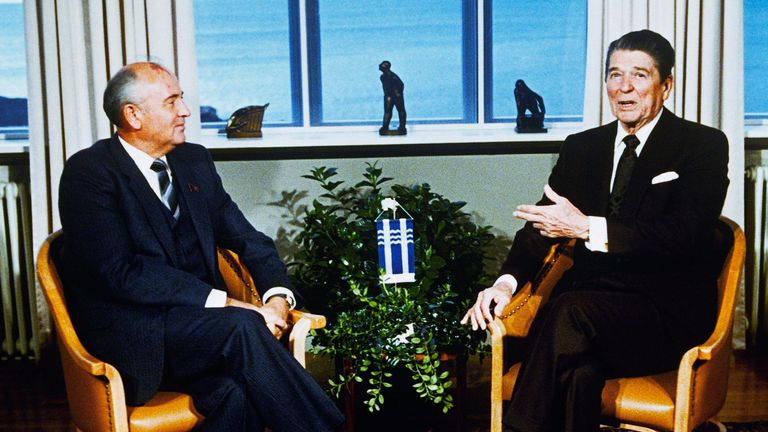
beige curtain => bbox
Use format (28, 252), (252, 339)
(25, 0), (199, 338)
(583, 0), (745, 347)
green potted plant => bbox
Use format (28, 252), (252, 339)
(279, 162), (496, 413)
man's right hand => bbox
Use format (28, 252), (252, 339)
(460, 281), (515, 331)
(226, 297), (288, 339)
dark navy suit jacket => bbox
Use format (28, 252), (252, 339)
(500, 108), (730, 346)
(58, 135), (297, 405)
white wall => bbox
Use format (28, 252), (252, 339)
(215, 153), (558, 262)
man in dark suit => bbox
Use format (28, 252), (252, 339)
(462, 30), (729, 431)
(58, 62), (344, 431)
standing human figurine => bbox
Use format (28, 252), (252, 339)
(379, 60), (407, 135)
(514, 79), (547, 133)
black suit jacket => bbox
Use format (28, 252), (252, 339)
(58, 135), (298, 404)
(500, 108), (729, 343)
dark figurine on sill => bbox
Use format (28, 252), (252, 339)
(514, 79), (547, 133)
(379, 60), (407, 136)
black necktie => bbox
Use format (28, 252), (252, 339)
(150, 159), (178, 218)
(608, 134), (640, 216)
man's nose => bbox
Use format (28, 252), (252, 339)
(177, 99), (191, 117)
(620, 77), (634, 92)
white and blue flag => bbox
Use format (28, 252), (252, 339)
(377, 218), (416, 283)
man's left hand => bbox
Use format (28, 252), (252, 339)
(514, 185), (589, 239)
(259, 296), (291, 339)
(226, 296), (290, 339)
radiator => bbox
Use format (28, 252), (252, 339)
(0, 182), (38, 360)
(745, 166), (768, 348)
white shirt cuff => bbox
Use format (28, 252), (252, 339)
(262, 287), (296, 310)
(205, 289), (228, 308)
(494, 274), (518, 295)
(585, 216), (608, 252)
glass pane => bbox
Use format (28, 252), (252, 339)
(487, 0), (586, 122)
(311, 0), (467, 125)
(194, 0), (296, 126)
(745, 0), (768, 118)
(0, 0), (28, 128)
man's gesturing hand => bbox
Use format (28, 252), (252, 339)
(460, 281), (515, 331)
(514, 184), (589, 239)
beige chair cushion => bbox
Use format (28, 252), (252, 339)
(128, 392), (203, 432)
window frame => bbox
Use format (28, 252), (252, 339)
(304, 0), (478, 127)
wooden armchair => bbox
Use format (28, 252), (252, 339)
(489, 216), (745, 432)
(37, 230), (326, 432)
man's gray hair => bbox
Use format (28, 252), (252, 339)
(102, 62), (170, 127)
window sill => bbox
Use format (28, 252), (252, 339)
(200, 124), (580, 161)
(0, 138), (29, 165)
(745, 124), (768, 150)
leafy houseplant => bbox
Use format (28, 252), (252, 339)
(285, 163), (496, 413)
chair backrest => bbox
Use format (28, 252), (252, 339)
(217, 247), (262, 305)
(687, 216), (745, 426)
(37, 230), (131, 432)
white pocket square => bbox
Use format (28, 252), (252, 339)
(651, 171), (679, 184)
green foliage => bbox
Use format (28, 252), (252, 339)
(282, 162), (496, 412)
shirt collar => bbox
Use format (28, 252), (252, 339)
(118, 135), (168, 170)
(614, 109), (664, 154)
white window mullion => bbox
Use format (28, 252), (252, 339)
(476, 0), (485, 125)
(298, 0), (311, 128)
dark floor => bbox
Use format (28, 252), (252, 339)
(0, 346), (766, 431)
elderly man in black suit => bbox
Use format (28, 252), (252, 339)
(58, 62), (344, 431)
(462, 30), (729, 432)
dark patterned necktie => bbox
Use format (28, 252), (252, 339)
(608, 134), (640, 216)
(150, 159), (178, 218)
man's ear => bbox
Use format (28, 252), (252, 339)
(122, 103), (142, 130)
(662, 74), (674, 100)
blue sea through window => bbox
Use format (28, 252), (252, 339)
(0, 0), (28, 130)
(307, 0), (474, 126)
(193, 0), (299, 127)
(744, 0), (768, 119)
(485, 0), (587, 123)
(193, 0), (589, 129)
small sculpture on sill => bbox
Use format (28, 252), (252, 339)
(226, 103), (269, 138)
(514, 79), (547, 133)
(378, 60), (407, 136)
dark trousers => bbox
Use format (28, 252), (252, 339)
(503, 290), (688, 432)
(163, 306), (344, 431)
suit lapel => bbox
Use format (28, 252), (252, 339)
(619, 108), (681, 217)
(594, 122), (618, 216)
(167, 150), (217, 281)
(107, 135), (180, 267)
(572, 121), (616, 217)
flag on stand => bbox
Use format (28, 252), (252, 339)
(376, 218), (415, 283)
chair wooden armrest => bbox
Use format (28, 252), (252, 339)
(216, 247), (326, 367)
(289, 309), (326, 329)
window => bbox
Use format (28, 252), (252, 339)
(193, 1), (588, 130)
(307, 0), (474, 125)
(484, 0), (587, 123)
(0, 0), (28, 132)
(744, 0), (768, 120)
(194, 0), (300, 127)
